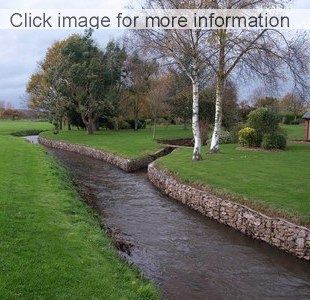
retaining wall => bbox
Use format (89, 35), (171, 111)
(148, 163), (310, 260)
(39, 136), (174, 172)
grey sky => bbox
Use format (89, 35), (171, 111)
(0, 0), (309, 108)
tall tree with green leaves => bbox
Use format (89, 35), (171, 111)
(55, 31), (126, 134)
(26, 39), (67, 129)
(122, 51), (158, 131)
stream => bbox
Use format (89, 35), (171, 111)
(46, 147), (310, 300)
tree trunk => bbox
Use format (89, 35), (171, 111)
(86, 117), (96, 134)
(210, 30), (226, 154)
(192, 77), (202, 161)
(210, 77), (225, 153)
(81, 113), (96, 135)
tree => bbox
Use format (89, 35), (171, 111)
(168, 70), (192, 129)
(279, 92), (306, 121)
(121, 51), (157, 131)
(205, 0), (309, 153)
(147, 73), (171, 139)
(200, 80), (239, 130)
(26, 39), (67, 129)
(253, 95), (279, 112)
(0, 109), (24, 120)
(239, 100), (254, 123)
(55, 31), (126, 134)
(56, 32), (104, 134)
(135, 0), (211, 161)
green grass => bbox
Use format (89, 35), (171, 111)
(41, 126), (193, 159)
(0, 132), (159, 298)
(0, 120), (53, 135)
(40, 123), (309, 225)
(282, 124), (305, 140)
(156, 143), (310, 226)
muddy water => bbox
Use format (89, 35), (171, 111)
(48, 148), (310, 300)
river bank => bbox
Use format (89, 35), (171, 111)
(0, 134), (159, 299)
(39, 135), (310, 261)
(148, 163), (310, 260)
(39, 136), (174, 172)
(48, 147), (310, 299)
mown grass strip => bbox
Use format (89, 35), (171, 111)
(0, 136), (159, 299)
(41, 125), (192, 159)
(155, 143), (310, 226)
(0, 120), (53, 135)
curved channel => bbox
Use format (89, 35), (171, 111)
(48, 148), (310, 300)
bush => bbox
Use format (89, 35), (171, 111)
(238, 127), (260, 147)
(126, 119), (146, 130)
(220, 130), (234, 144)
(117, 120), (131, 130)
(281, 114), (295, 125)
(262, 132), (287, 150)
(247, 108), (281, 139)
(290, 119), (302, 125)
(230, 123), (245, 143)
(281, 114), (303, 125)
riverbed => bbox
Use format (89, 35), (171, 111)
(48, 148), (310, 300)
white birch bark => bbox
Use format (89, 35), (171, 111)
(210, 30), (226, 153)
(210, 77), (224, 153)
(192, 73), (202, 161)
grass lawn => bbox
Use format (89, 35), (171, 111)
(155, 143), (310, 226)
(0, 120), (53, 135)
(40, 123), (309, 225)
(41, 125), (193, 159)
(282, 124), (306, 140)
(0, 128), (159, 298)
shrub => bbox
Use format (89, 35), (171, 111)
(115, 120), (129, 130)
(281, 114), (303, 125)
(281, 114), (295, 125)
(126, 119), (146, 130)
(220, 130), (234, 144)
(247, 108), (281, 138)
(290, 119), (302, 125)
(230, 123), (245, 143)
(238, 127), (259, 147)
(262, 132), (287, 150)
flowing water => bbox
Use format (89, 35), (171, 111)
(48, 148), (310, 300)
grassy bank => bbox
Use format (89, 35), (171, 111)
(0, 120), (53, 135)
(39, 123), (309, 225)
(0, 135), (159, 298)
(155, 142), (310, 226)
(41, 126), (192, 159)
(282, 124), (306, 140)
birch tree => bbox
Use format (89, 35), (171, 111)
(136, 0), (212, 161)
(206, 0), (309, 152)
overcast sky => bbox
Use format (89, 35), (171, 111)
(1, 0), (309, 108)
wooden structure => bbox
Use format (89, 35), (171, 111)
(302, 111), (310, 141)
